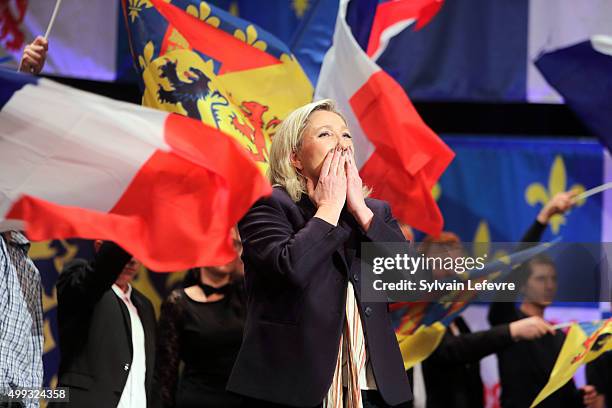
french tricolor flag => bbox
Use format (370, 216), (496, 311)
(316, 0), (454, 236)
(0, 69), (270, 270)
(536, 35), (612, 155)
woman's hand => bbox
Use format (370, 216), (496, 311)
(308, 146), (347, 226)
(346, 146), (373, 231)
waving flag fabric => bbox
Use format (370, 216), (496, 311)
(316, 0), (454, 236)
(122, 0), (313, 174)
(366, 0), (444, 60)
(530, 318), (612, 407)
(536, 36), (612, 155)
(0, 68), (271, 271)
(375, 0), (612, 103)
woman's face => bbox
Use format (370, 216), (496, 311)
(292, 110), (353, 181)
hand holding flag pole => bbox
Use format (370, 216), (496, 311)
(18, 0), (61, 73)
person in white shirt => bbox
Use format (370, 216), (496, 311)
(50, 241), (156, 408)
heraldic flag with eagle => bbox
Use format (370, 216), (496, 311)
(121, 0), (314, 174)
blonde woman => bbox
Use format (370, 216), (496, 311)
(226, 100), (411, 408)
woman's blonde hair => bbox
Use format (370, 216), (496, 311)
(268, 99), (370, 202)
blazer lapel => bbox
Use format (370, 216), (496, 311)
(115, 293), (133, 357)
(297, 194), (351, 274)
(131, 291), (156, 391)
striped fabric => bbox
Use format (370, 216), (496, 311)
(324, 283), (368, 408)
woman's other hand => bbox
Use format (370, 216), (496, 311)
(309, 146), (347, 226)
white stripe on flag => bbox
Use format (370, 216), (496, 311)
(0, 79), (168, 218)
(371, 18), (416, 62)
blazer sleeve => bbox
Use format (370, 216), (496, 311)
(238, 195), (351, 288)
(363, 200), (406, 244)
(428, 324), (514, 365)
(57, 241), (132, 306)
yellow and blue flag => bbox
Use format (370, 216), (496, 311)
(121, 0), (313, 173)
(530, 318), (612, 407)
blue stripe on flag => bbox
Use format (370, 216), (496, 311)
(290, 0), (338, 86)
(536, 40), (612, 154)
(376, 0), (529, 101)
(345, 0), (378, 52)
(0, 68), (38, 110)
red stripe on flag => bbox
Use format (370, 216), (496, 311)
(366, 0), (444, 57)
(7, 114), (271, 271)
(350, 70), (453, 236)
(150, 0), (280, 75)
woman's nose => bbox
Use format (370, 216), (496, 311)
(335, 137), (350, 149)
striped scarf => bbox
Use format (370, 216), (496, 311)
(324, 283), (366, 408)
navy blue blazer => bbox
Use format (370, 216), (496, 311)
(227, 187), (412, 407)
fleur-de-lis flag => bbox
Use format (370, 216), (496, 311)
(121, 0), (314, 173)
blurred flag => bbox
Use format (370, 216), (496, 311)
(374, 0), (612, 102)
(316, 0), (454, 236)
(530, 318), (612, 407)
(390, 240), (558, 368)
(122, 0), (313, 174)
(290, 0), (339, 86)
(0, 68), (271, 271)
(0, 0), (123, 80)
(536, 36), (612, 154)
(366, 0), (444, 60)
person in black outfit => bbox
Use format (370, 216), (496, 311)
(408, 232), (555, 408)
(226, 100), (412, 407)
(488, 191), (600, 408)
(155, 228), (246, 408)
(586, 349), (611, 408)
(52, 241), (157, 408)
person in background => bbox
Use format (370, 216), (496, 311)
(0, 38), (49, 408)
(586, 299), (611, 408)
(155, 229), (246, 408)
(406, 232), (556, 408)
(52, 241), (156, 408)
(0, 232), (44, 408)
(586, 348), (610, 408)
(489, 191), (600, 408)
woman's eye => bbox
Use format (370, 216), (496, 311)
(343, 133), (352, 138)
(318, 131), (330, 138)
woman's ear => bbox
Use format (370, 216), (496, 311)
(290, 151), (303, 171)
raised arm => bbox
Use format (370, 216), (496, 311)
(57, 241), (132, 306)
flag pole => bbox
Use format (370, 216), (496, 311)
(44, 0), (63, 40)
(573, 182), (612, 202)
